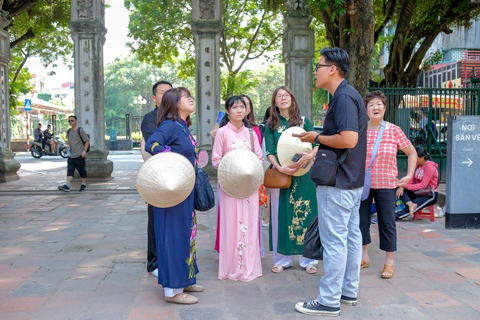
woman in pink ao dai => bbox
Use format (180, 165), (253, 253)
(212, 96), (264, 281)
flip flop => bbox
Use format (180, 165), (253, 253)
(305, 264), (317, 274)
(381, 264), (394, 279)
(361, 260), (370, 270)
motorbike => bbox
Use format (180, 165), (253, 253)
(30, 135), (68, 159)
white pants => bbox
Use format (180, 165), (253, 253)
(164, 288), (183, 297)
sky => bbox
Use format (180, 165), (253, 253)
(25, 1), (131, 89)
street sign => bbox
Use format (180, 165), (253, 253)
(24, 99), (32, 111)
(446, 115), (480, 228)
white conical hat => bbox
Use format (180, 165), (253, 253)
(277, 126), (313, 177)
(140, 138), (152, 161)
(218, 148), (264, 198)
(136, 152), (195, 208)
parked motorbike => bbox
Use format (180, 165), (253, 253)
(30, 135), (68, 159)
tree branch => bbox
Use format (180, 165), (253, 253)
(13, 48), (31, 83)
(374, 0), (397, 43)
(10, 27), (35, 49)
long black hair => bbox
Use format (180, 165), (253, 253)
(219, 96), (252, 128)
(415, 146), (432, 161)
(156, 87), (192, 127)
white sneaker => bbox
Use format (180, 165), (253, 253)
(151, 269), (158, 277)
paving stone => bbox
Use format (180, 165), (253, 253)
(9, 282), (55, 297)
(178, 307), (222, 320)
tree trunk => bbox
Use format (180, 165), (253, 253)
(344, 0), (375, 96)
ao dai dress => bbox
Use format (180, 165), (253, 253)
(212, 122), (263, 281)
(145, 119), (199, 291)
(264, 115), (318, 268)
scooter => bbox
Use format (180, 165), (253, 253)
(30, 135), (68, 159)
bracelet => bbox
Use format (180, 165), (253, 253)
(314, 134), (321, 145)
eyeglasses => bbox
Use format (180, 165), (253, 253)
(181, 94), (194, 100)
(68, 119), (75, 123)
(315, 63), (333, 71)
(276, 93), (291, 99)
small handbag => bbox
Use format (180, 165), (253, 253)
(264, 164), (292, 189)
(414, 185), (433, 196)
(194, 168), (215, 211)
(259, 184), (268, 206)
(310, 149), (349, 186)
(302, 216), (323, 260)
(361, 121), (386, 201)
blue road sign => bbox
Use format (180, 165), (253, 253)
(24, 99), (32, 111)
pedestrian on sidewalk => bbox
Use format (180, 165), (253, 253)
(212, 96), (264, 282)
(58, 116), (89, 192)
(140, 80), (173, 278)
(145, 87), (203, 305)
(264, 86), (319, 275)
(358, 91), (416, 280)
(297, 47), (368, 316)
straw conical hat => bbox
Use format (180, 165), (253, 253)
(136, 152), (195, 208)
(140, 138), (152, 161)
(277, 126), (313, 177)
(218, 148), (264, 198)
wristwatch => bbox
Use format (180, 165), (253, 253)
(314, 134), (321, 145)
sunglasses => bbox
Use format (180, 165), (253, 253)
(68, 119), (75, 122)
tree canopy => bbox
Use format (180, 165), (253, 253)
(3, 0), (72, 110)
(125, 0), (283, 99)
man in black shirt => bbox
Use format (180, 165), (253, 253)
(296, 47), (368, 316)
(140, 80), (173, 277)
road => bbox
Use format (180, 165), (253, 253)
(14, 150), (144, 173)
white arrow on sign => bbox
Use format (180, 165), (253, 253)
(462, 158), (473, 167)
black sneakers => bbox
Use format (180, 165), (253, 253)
(340, 295), (357, 306)
(79, 185), (87, 192)
(58, 184), (70, 192)
(295, 300), (340, 316)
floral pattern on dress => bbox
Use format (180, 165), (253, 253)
(187, 211), (197, 279)
(287, 181), (311, 245)
(236, 221), (248, 269)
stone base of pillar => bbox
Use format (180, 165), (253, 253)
(85, 150), (113, 179)
(0, 151), (21, 183)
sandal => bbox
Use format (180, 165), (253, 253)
(381, 264), (394, 279)
(361, 260), (370, 270)
(272, 265), (289, 273)
(305, 264), (317, 274)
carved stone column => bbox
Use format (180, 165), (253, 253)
(192, 0), (222, 152)
(69, 0), (112, 179)
(0, 16), (20, 183)
(283, 0), (314, 119)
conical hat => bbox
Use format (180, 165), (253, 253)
(218, 148), (264, 198)
(140, 138), (152, 161)
(136, 152), (195, 208)
(277, 126), (313, 177)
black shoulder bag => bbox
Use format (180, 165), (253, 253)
(310, 148), (350, 186)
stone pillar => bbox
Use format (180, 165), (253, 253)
(69, 0), (112, 179)
(283, 0), (314, 119)
(192, 0), (222, 152)
(0, 16), (20, 183)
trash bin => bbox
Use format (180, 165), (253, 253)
(110, 130), (117, 150)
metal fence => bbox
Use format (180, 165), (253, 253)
(368, 85), (480, 181)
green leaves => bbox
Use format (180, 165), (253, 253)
(126, 0), (283, 98)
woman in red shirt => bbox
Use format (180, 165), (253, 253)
(396, 146), (439, 219)
(359, 91), (417, 279)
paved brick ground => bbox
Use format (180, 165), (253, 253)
(1, 152), (479, 319)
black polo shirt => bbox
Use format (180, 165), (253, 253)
(141, 106), (158, 141)
(319, 80), (368, 190)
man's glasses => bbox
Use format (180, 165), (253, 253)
(68, 120), (75, 123)
(315, 63), (334, 71)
